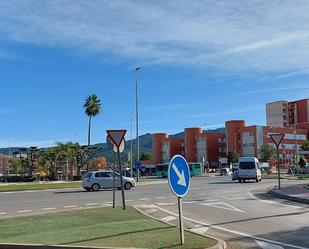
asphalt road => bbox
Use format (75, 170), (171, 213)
(0, 176), (308, 249)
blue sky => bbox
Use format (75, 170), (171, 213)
(1, 0), (309, 148)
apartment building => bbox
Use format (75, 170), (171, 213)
(152, 128), (226, 167)
(225, 120), (307, 164)
(266, 98), (309, 128)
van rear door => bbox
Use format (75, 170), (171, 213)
(239, 162), (256, 178)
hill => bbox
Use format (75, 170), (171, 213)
(0, 128), (225, 163)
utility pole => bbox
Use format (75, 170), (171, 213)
(130, 112), (133, 177)
(135, 67), (141, 182)
(8, 124), (11, 176)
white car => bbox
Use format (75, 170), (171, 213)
(82, 170), (136, 191)
(238, 157), (262, 183)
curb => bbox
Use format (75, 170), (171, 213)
(133, 206), (226, 249)
(0, 244), (143, 249)
(269, 188), (309, 205)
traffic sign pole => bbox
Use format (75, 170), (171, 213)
(178, 197), (184, 245)
(270, 134), (285, 190)
(168, 155), (190, 245)
(112, 151), (116, 208)
(276, 146), (281, 189)
(106, 130), (127, 210)
(117, 148), (126, 210)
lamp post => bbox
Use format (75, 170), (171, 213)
(135, 67), (141, 182)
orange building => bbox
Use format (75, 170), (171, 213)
(152, 128), (226, 167)
(266, 98), (309, 128)
(225, 120), (307, 165)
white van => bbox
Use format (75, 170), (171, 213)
(238, 157), (261, 183)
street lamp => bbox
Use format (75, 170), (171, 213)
(135, 66), (141, 182)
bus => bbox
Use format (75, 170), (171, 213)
(188, 162), (203, 176)
(156, 163), (169, 177)
(156, 162), (203, 177)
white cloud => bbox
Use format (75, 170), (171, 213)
(0, 0), (309, 73)
(189, 105), (264, 118)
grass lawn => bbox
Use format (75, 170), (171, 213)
(0, 207), (216, 249)
(0, 181), (82, 192)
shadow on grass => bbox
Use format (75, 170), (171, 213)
(60, 226), (170, 245)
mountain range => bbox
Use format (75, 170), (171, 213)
(0, 128), (225, 163)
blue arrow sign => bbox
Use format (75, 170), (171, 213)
(135, 160), (143, 170)
(168, 155), (190, 197)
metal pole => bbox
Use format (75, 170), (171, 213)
(130, 112), (133, 177)
(113, 152), (116, 208)
(178, 197), (184, 245)
(277, 146), (281, 189)
(135, 67), (141, 182)
(117, 148), (126, 210)
(8, 124), (11, 175)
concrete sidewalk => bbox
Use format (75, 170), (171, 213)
(270, 184), (309, 204)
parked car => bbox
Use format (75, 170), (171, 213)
(220, 168), (232, 176)
(82, 170), (136, 191)
(232, 168), (239, 181)
(238, 157), (261, 183)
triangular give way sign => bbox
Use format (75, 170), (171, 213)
(106, 130), (127, 148)
(270, 133), (285, 147)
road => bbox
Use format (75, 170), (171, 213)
(0, 176), (308, 249)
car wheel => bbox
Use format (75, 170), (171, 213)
(124, 182), (132, 190)
(84, 187), (90, 192)
(91, 183), (100, 191)
(243, 179), (246, 183)
(256, 178), (259, 182)
(238, 179), (241, 183)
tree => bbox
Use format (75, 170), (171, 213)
(140, 152), (152, 161)
(83, 94), (101, 171)
(9, 158), (22, 175)
(227, 151), (239, 165)
(298, 157), (306, 168)
(55, 142), (74, 181)
(90, 157), (107, 169)
(259, 143), (275, 161)
(301, 140), (309, 151)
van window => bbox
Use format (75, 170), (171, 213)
(239, 162), (255, 170)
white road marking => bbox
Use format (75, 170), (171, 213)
(24, 190), (37, 193)
(154, 205), (308, 249)
(41, 207), (56, 211)
(17, 210), (32, 213)
(198, 193), (206, 196)
(0, 212), (7, 215)
(161, 216), (177, 222)
(255, 240), (285, 249)
(248, 193), (306, 209)
(200, 202), (246, 213)
(228, 196), (246, 200)
(183, 201), (198, 204)
(140, 198), (150, 201)
(144, 208), (158, 214)
(156, 196), (168, 199)
(85, 203), (98, 206)
(64, 205), (78, 208)
(156, 202), (175, 206)
(126, 199), (134, 202)
(190, 225), (209, 234)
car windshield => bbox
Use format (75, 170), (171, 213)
(85, 172), (92, 178)
(239, 162), (255, 170)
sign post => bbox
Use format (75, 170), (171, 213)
(135, 160), (143, 179)
(107, 130), (127, 210)
(270, 133), (285, 189)
(168, 155), (190, 245)
(106, 136), (116, 208)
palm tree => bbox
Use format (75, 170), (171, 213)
(83, 94), (101, 171)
